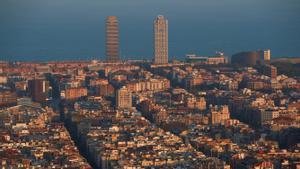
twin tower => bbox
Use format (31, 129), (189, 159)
(106, 15), (168, 64)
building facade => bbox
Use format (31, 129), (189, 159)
(186, 54), (228, 65)
(28, 79), (50, 103)
(231, 51), (261, 66)
(263, 49), (271, 62)
(116, 86), (132, 109)
(262, 64), (277, 78)
(64, 87), (88, 100)
(209, 105), (230, 126)
(0, 90), (17, 107)
(106, 16), (120, 62)
(154, 15), (168, 64)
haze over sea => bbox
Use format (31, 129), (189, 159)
(0, 0), (299, 61)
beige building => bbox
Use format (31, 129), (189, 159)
(0, 76), (7, 84)
(260, 49), (271, 64)
(209, 105), (230, 125)
(185, 96), (206, 110)
(64, 87), (88, 100)
(125, 78), (170, 92)
(116, 86), (132, 109)
(195, 97), (207, 111)
(106, 16), (120, 62)
(263, 49), (271, 61)
(154, 15), (168, 64)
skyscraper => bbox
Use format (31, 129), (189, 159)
(106, 16), (120, 62)
(116, 86), (132, 109)
(154, 15), (168, 64)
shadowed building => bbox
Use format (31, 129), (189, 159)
(28, 79), (50, 103)
(261, 64), (277, 78)
(154, 15), (168, 64)
(231, 50), (271, 66)
(231, 51), (261, 66)
(106, 16), (120, 62)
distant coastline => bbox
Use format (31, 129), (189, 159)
(1, 55), (299, 63)
(271, 57), (300, 64)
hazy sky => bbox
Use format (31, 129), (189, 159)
(0, 0), (299, 61)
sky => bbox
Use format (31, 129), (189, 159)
(0, 0), (300, 61)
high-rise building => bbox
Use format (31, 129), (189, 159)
(258, 49), (271, 64)
(28, 79), (50, 103)
(116, 86), (132, 109)
(154, 15), (168, 64)
(263, 49), (271, 61)
(106, 16), (119, 62)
